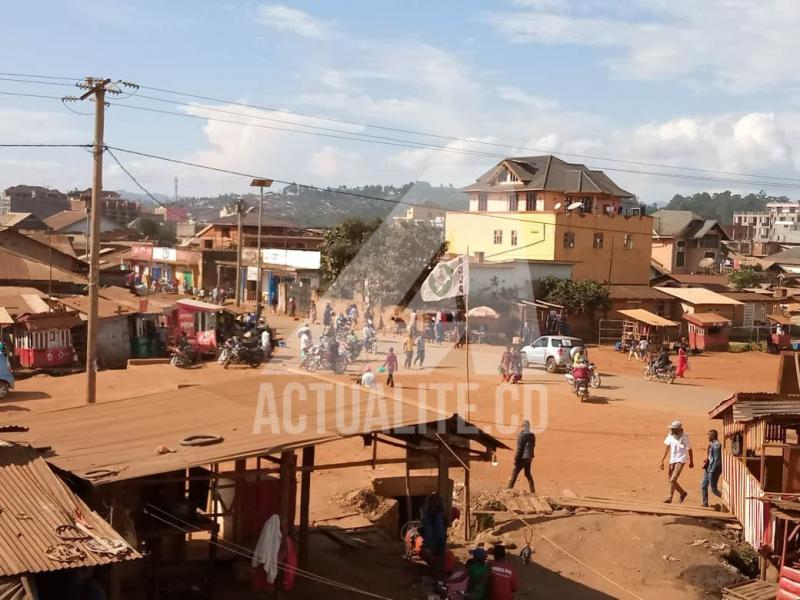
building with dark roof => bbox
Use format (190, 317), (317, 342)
(0, 185), (69, 219)
(447, 155), (653, 284)
(651, 209), (730, 274)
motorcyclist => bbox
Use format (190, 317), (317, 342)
(346, 330), (360, 356)
(655, 346), (672, 371)
(571, 360), (589, 393)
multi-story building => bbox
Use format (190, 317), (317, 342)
(446, 155), (653, 285)
(651, 210), (729, 274)
(733, 202), (800, 246)
(0, 185), (69, 219)
(393, 204), (446, 226)
(68, 189), (141, 227)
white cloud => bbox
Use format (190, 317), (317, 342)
(483, 0), (800, 92)
(494, 86), (559, 110)
(254, 4), (334, 39)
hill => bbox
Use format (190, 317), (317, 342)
(662, 190), (790, 224)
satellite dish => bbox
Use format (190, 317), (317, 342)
(567, 202), (583, 211)
(554, 202), (562, 210)
(698, 257), (715, 268)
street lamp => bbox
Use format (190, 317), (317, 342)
(250, 178), (273, 319)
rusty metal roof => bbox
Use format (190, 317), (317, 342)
(1, 376), (504, 485)
(684, 312), (731, 326)
(15, 312), (83, 331)
(57, 295), (136, 319)
(0, 443), (139, 577)
(0, 248), (85, 285)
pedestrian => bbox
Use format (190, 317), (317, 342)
(435, 318), (444, 344)
(260, 325), (271, 360)
(465, 547), (490, 600)
(413, 334), (426, 368)
(508, 420), (535, 493)
(383, 347), (398, 387)
(403, 333), (415, 369)
(509, 347), (523, 384)
(323, 302), (333, 327)
(701, 429), (722, 507)
(500, 346), (512, 382)
(489, 544), (519, 600)
(420, 492), (447, 581)
(660, 420), (694, 503)
(409, 309), (417, 335)
(309, 300), (317, 324)
(454, 321), (466, 349)
(676, 342), (689, 378)
(270, 295), (278, 315)
(361, 365), (376, 389)
(365, 304), (374, 324)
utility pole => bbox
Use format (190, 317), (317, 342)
(229, 198), (249, 307)
(79, 77), (111, 405)
(250, 179), (273, 319)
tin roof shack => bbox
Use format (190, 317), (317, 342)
(13, 312), (82, 370)
(97, 286), (171, 358)
(685, 312), (731, 352)
(56, 296), (136, 369)
(0, 443), (139, 599)
(606, 285), (677, 321)
(618, 308), (680, 351)
(709, 353), (800, 556)
(655, 286), (744, 324)
(1, 377), (506, 595)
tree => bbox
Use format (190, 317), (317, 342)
(538, 277), (610, 313)
(728, 266), (765, 290)
(134, 217), (176, 244)
(319, 218), (381, 284)
(663, 190), (789, 224)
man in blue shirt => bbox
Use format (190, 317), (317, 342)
(701, 429), (722, 507)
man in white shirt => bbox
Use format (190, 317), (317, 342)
(660, 420), (694, 503)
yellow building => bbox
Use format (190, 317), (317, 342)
(446, 155), (653, 285)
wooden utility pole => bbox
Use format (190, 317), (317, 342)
(80, 77), (110, 405)
(235, 201), (244, 306)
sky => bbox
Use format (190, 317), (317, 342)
(5, 0), (800, 202)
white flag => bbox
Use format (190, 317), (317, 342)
(420, 255), (469, 301)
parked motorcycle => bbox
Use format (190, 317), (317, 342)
(302, 345), (346, 374)
(643, 361), (676, 384)
(221, 338), (263, 369)
(169, 346), (193, 368)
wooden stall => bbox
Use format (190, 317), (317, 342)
(685, 312), (731, 352)
(13, 311), (82, 369)
(617, 308), (680, 353)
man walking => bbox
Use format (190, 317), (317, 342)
(403, 333), (415, 369)
(660, 420), (693, 503)
(701, 429), (722, 507)
(508, 420), (535, 493)
(413, 334), (426, 368)
(383, 347), (398, 388)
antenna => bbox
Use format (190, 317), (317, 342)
(567, 201), (583, 211)
(554, 202), (562, 211)
(174, 177), (178, 203)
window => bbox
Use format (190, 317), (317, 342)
(508, 194), (518, 211)
(493, 229), (503, 244)
(623, 233), (634, 250)
(501, 170), (519, 183)
(474, 251), (485, 263)
(525, 192), (536, 211)
(593, 233), (604, 249)
(676, 250), (686, 268)
(203, 239), (213, 249)
(563, 231), (575, 248)
(477, 193), (488, 212)
(533, 337), (548, 348)
(510, 230), (518, 246)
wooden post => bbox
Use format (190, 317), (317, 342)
(299, 446), (315, 568)
(278, 451), (297, 538)
(464, 460), (471, 541)
(438, 438), (450, 517)
(108, 487), (124, 600)
(404, 460), (413, 525)
(233, 458), (247, 544)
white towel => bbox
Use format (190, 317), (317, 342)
(252, 514), (282, 583)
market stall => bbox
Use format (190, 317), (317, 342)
(618, 308), (680, 354)
(685, 312), (731, 352)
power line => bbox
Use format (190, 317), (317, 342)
(105, 100), (800, 190)
(106, 147), (185, 220)
(107, 145), (662, 237)
(0, 90), (64, 100)
(135, 82), (800, 185)
(0, 143), (90, 147)
(6, 72), (800, 185)
(0, 76), (78, 88)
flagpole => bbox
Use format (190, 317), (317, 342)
(465, 246), (470, 422)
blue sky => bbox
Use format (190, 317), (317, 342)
(4, 0), (800, 200)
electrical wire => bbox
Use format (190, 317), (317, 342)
(434, 434), (646, 600)
(142, 504), (395, 599)
(106, 99), (800, 189)
(0, 143), (89, 147)
(106, 147), (185, 220)
(7, 71), (800, 185)
(135, 82), (800, 184)
(0, 90), (65, 100)
(0, 76), (78, 88)
(103, 145), (783, 239)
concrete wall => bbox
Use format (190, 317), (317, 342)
(445, 211), (556, 261)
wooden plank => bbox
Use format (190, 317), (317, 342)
(316, 526), (371, 549)
(537, 496), (554, 514)
(550, 496), (737, 521)
(503, 497), (522, 513)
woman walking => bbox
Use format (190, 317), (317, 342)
(676, 341), (689, 378)
(383, 348), (398, 388)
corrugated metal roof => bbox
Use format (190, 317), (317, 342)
(0, 249), (85, 285)
(57, 295), (136, 319)
(0, 308), (12, 325)
(15, 312), (83, 331)
(0, 287), (47, 318)
(618, 308), (679, 327)
(0, 443), (139, 577)
(607, 285), (672, 300)
(654, 286), (743, 305)
(1, 377), (505, 485)
(684, 312), (731, 326)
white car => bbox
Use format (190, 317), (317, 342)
(521, 336), (586, 372)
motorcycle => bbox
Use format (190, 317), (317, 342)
(565, 368), (590, 402)
(363, 334), (377, 354)
(303, 345), (346, 374)
(169, 346), (193, 368)
(222, 338), (263, 369)
(643, 361), (676, 384)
